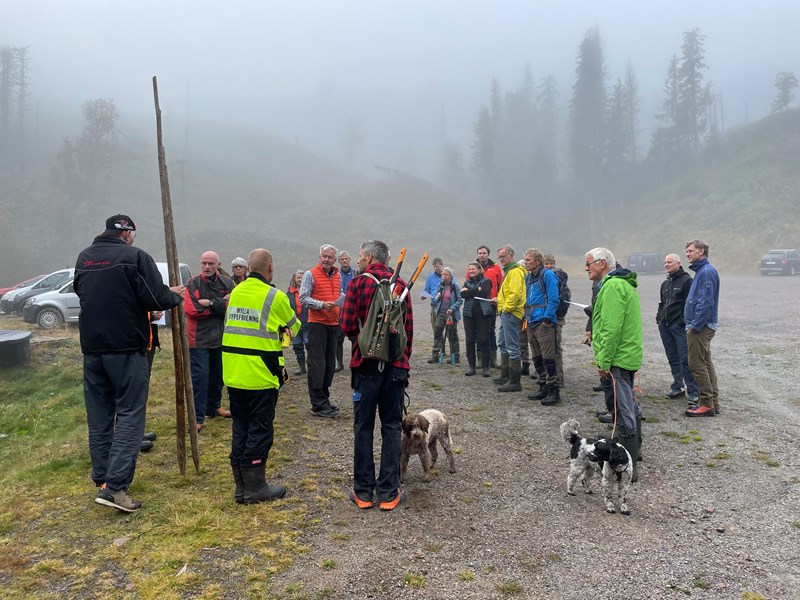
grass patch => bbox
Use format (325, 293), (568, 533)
(459, 496), (476, 504)
(403, 572), (427, 589)
(754, 451), (781, 467)
(320, 558), (336, 570)
(713, 451), (730, 460)
(660, 431), (680, 438)
(458, 569), (476, 581)
(742, 593), (767, 600)
(498, 580), (523, 595)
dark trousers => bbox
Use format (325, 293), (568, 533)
(352, 361), (407, 503)
(190, 347), (224, 424)
(489, 309), (498, 352)
(229, 387), (278, 467)
(307, 322), (338, 411)
(658, 321), (698, 397)
(602, 366), (642, 432)
(463, 313), (490, 365)
(528, 321), (559, 386)
(433, 313), (460, 358)
(336, 325), (346, 367)
(83, 352), (149, 491)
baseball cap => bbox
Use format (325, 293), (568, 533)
(105, 214), (136, 232)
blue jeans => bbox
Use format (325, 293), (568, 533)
(497, 312), (522, 360)
(190, 347), (224, 424)
(658, 321), (698, 397)
(352, 361), (407, 503)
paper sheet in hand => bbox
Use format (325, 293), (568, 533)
(335, 294), (346, 307)
(475, 297), (493, 302)
(567, 300), (589, 309)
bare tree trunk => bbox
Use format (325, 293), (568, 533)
(153, 76), (200, 474)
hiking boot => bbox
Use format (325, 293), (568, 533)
(335, 362), (344, 372)
(378, 489), (406, 511)
(142, 432), (157, 442)
(95, 485), (142, 513)
(540, 385), (561, 406)
(527, 383), (548, 401)
(349, 489), (374, 510)
(140, 439), (154, 453)
(497, 359), (522, 392)
(464, 367), (477, 376)
(242, 464), (286, 503)
(597, 412), (614, 424)
(215, 407), (232, 418)
(427, 352), (439, 364)
(312, 407), (339, 419)
(685, 404), (715, 417)
(665, 387), (686, 399)
(687, 395), (699, 406)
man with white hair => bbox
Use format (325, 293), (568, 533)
(300, 244), (342, 418)
(657, 254), (698, 403)
(586, 247), (642, 481)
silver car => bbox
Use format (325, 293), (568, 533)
(22, 262), (192, 330)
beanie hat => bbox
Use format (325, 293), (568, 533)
(231, 257), (247, 269)
(105, 214), (136, 232)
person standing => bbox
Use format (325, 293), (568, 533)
(543, 253), (567, 387)
(74, 214), (183, 512)
(491, 245), (527, 392)
(184, 251), (235, 430)
(523, 249), (561, 406)
(287, 269), (308, 376)
(431, 267), (462, 364)
(222, 249), (300, 504)
(230, 257), (248, 286)
(586, 247), (642, 481)
(476, 245), (503, 368)
(341, 240), (413, 511)
(421, 258), (444, 354)
(335, 250), (357, 372)
(684, 240), (721, 417)
(657, 254), (698, 404)
(460, 262), (493, 376)
(300, 244), (342, 418)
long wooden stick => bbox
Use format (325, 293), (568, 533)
(153, 76), (200, 474)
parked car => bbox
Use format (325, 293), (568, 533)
(22, 263), (192, 330)
(1, 268), (75, 314)
(0, 275), (47, 311)
(626, 252), (664, 275)
(759, 249), (800, 276)
(22, 278), (80, 329)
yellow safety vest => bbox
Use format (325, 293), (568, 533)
(222, 277), (301, 390)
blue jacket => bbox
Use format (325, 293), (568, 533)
(525, 267), (559, 325)
(685, 258), (719, 331)
(434, 280), (463, 322)
(424, 271), (443, 305)
(340, 266), (357, 293)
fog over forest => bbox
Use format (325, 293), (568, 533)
(1, 1), (799, 284)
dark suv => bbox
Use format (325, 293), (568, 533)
(759, 249), (800, 276)
(626, 252), (664, 275)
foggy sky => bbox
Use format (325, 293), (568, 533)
(3, 0), (799, 172)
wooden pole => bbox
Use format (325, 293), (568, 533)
(153, 76), (200, 473)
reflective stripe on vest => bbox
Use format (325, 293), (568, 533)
(224, 286), (299, 339)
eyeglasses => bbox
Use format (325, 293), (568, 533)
(585, 259), (604, 267)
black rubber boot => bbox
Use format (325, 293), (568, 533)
(242, 464), (287, 503)
(231, 461), (245, 504)
(521, 362), (530, 376)
(489, 351), (500, 369)
(540, 384), (561, 406)
(293, 347), (306, 376)
(493, 354), (509, 385)
(497, 359), (522, 392)
(636, 415), (643, 462)
(618, 429), (640, 483)
(481, 354), (491, 377)
(465, 354), (476, 376)
(527, 383), (548, 401)
(427, 352), (439, 364)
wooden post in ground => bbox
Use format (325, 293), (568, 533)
(153, 76), (200, 473)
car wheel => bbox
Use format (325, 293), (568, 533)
(37, 309), (64, 329)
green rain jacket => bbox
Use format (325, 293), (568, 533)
(592, 269), (643, 372)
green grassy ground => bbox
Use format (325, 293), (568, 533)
(0, 329), (330, 599)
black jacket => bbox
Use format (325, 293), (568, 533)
(656, 267), (693, 326)
(75, 235), (182, 354)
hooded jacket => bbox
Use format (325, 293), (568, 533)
(497, 262), (526, 319)
(592, 269), (643, 372)
(684, 258), (719, 331)
(657, 267), (692, 326)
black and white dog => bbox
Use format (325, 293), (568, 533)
(560, 419), (633, 515)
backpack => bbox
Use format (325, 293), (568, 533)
(535, 268), (571, 319)
(357, 273), (408, 364)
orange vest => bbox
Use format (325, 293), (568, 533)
(307, 264), (341, 325)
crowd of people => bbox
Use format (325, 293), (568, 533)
(73, 213), (720, 512)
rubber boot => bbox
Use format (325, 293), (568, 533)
(452, 354), (459, 365)
(489, 351), (500, 369)
(636, 415), (643, 462)
(618, 429), (640, 483)
(497, 359), (522, 392)
(521, 362), (530, 376)
(481, 354), (490, 377)
(439, 352), (445, 364)
(231, 462), (245, 504)
(527, 382), (548, 401)
(540, 384), (561, 406)
(242, 463), (287, 503)
(293, 346), (306, 376)
(476, 350), (483, 365)
(493, 354), (509, 385)
(465, 354), (477, 376)
(427, 352), (439, 364)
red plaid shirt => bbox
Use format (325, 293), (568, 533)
(341, 261), (413, 370)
